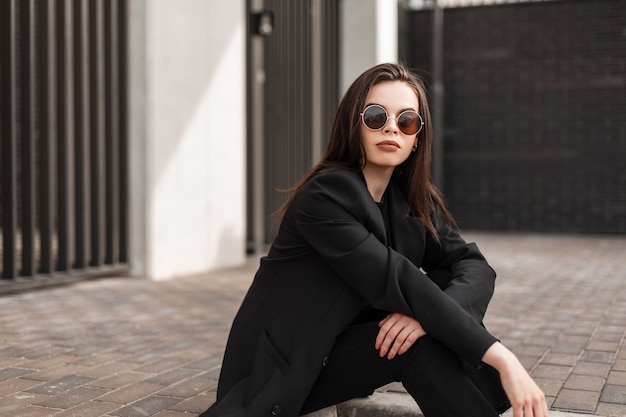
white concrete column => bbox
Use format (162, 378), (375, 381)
(340, 0), (399, 94)
(128, 0), (247, 280)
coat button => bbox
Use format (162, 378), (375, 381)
(271, 405), (282, 415)
(322, 356), (329, 367)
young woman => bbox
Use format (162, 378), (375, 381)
(200, 63), (548, 417)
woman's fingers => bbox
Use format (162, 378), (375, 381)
(499, 360), (548, 417)
(375, 313), (425, 359)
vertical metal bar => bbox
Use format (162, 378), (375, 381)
(1, 0), (18, 280)
(90, 0), (105, 267)
(117, 0), (129, 264)
(431, 0), (445, 188)
(310, 0), (322, 165)
(324, 0), (339, 144)
(105, 0), (120, 265)
(73, 0), (90, 269)
(38, 0), (57, 275)
(249, 0), (267, 254)
(56, 0), (75, 271)
(21, 0), (38, 277)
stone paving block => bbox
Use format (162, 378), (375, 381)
(156, 377), (216, 398)
(550, 343), (586, 355)
(572, 362), (612, 377)
(581, 351), (616, 364)
(613, 359), (626, 372)
(19, 354), (78, 373)
(516, 355), (541, 370)
(153, 411), (191, 417)
(12, 405), (61, 417)
(0, 393), (50, 415)
(137, 357), (189, 373)
(553, 389), (601, 413)
(89, 371), (153, 390)
(169, 392), (216, 414)
(0, 367), (35, 381)
(109, 395), (182, 417)
(531, 364), (573, 380)
(0, 357), (27, 369)
(0, 377), (41, 396)
(511, 345), (548, 357)
(69, 351), (128, 367)
(606, 370), (626, 385)
(19, 364), (92, 382)
(586, 341), (620, 352)
(199, 367), (221, 379)
(597, 325), (625, 334)
(592, 332), (624, 343)
(183, 356), (223, 371)
(95, 382), (163, 404)
(115, 342), (162, 357)
(0, 346), (27, 358)
(20, 347), (70, 360)
(533, 377), (564, 397)
(25, 375), (96, 395)
(596, 402), (626, 417)
(600, 385), (626, 404)
(542, 353), (580, 367)
(563, 375), (606, 391)
(79, 361), (138, 379)
(53, 400), (121, 417)
(35, 386), (110, 409)
(142, 368), (199, 386)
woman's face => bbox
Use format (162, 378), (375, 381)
(359, 81), (419, 175)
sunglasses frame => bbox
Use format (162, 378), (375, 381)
(360, 104), (424, 136)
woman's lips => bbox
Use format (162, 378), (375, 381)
(376, 140), (400, 151)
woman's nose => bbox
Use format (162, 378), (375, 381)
(384, 117), (399, 133)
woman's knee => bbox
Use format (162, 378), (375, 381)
(393, 336), (460, 382)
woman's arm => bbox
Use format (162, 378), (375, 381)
(375, 317), (549, 416)
(422, 212), (496, 322)
(482, 342), (549, 417)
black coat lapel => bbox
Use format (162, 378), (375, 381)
(386, 182), (426, 267)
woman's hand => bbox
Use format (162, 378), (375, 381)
(482, 342), (549, 417)
(375, 313), (426, 360)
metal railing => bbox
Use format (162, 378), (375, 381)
(0, 0), (128, 292)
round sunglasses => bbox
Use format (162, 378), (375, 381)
(360, 104), (424, 136)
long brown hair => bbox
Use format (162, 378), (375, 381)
(276, 63), (455, 242)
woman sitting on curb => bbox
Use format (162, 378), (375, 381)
(200, 62), (548, 417)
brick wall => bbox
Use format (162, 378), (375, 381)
(404, 0), (626, 234)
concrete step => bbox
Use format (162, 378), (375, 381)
(338, 392), (423, 417)
(302, 392), (606, 417)
(301, 392), (422, 417)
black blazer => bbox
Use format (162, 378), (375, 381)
(201, 169), (499, 417)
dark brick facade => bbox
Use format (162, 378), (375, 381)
(404, 0), (626, 234)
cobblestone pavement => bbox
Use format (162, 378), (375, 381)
(0, 233), (624, 417)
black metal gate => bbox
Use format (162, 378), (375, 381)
(247, 0), (340, 250)
(0, 0), (128, 292)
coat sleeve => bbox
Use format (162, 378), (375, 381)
(421, 211), (497, 323)
(294, 170), (497, 365)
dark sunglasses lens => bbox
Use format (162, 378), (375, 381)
(398, 111), (420, 135)
(363, 106), (387, 130)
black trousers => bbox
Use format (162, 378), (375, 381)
(300, 322), (510, 417)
